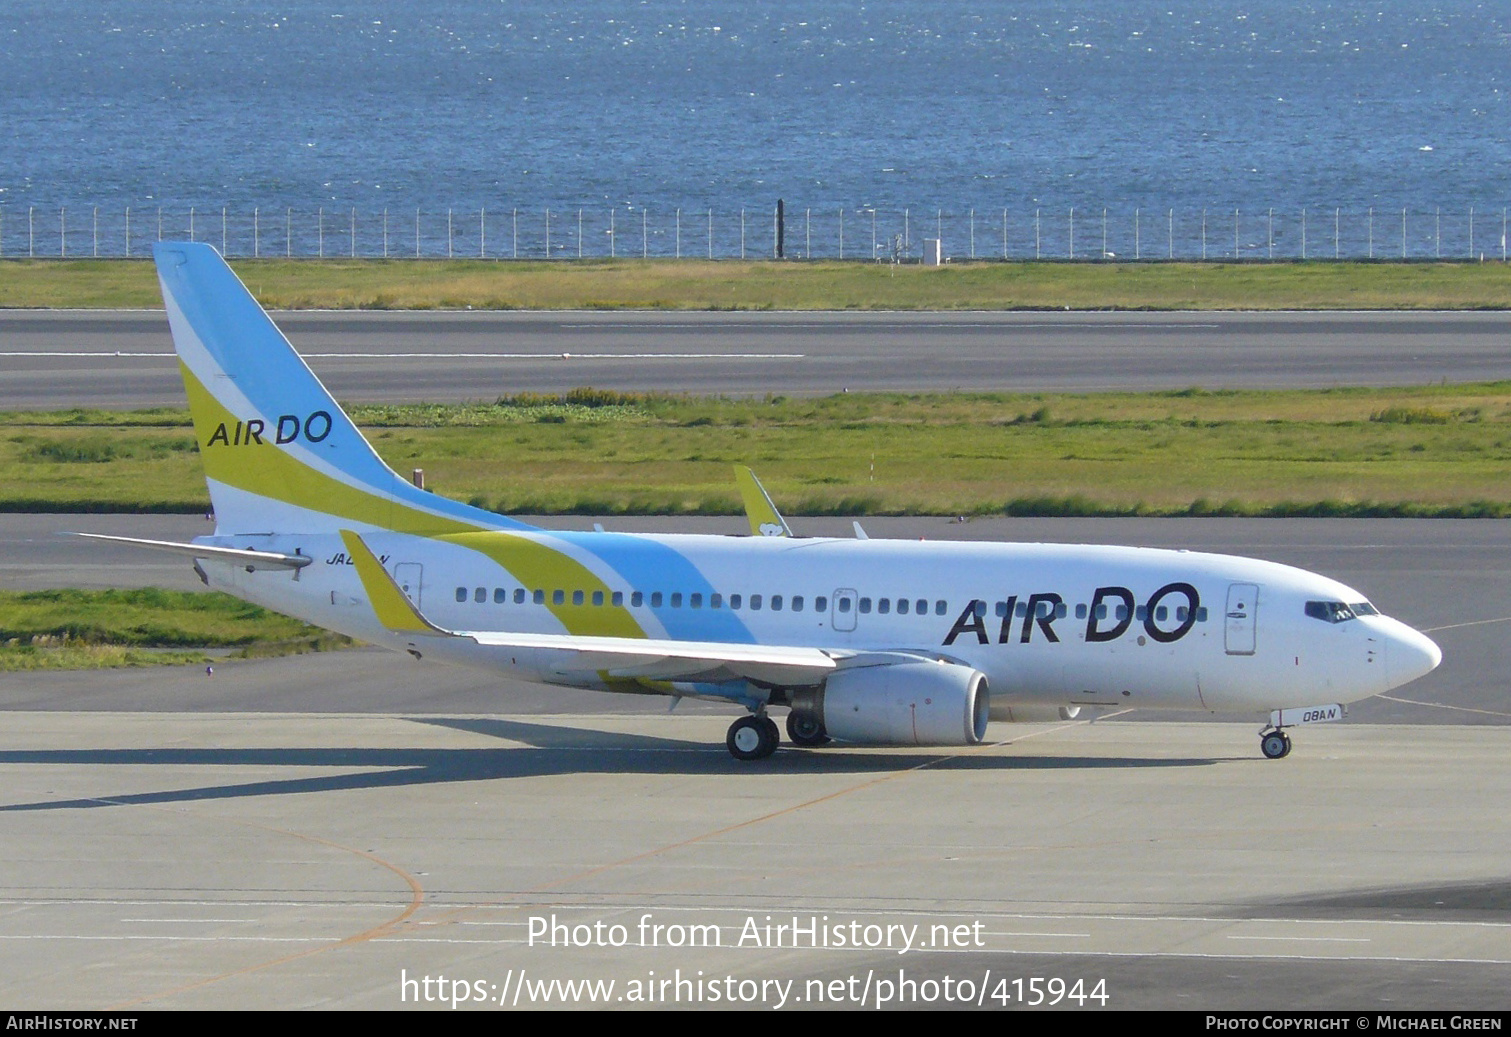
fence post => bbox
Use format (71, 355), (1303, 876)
(1002, 208), (1007, 260)
(872, 209), (877, 260)
(480, 208), (486, 258)
(1301, 209), (1306, 260)
(254, 208), (259, 258)
(1035, 208), (1041, 259)
(513, 208), (518, 259)
(1334, 207), (1339, 259)
(545, 208), (551, 257)
(676, 208), (681, 259)
(1469, 207), (1475, 258)
(1402, 209), (1407, 259)
(223, 207), (228, 255)
(381, 209), (387, 258)
(707, 208), (712, 259)
(1200, 208), (1206, 261)
(904, 208), (910, 253)
(1267, 208), (1273, 259)
(447, 208), (453, 258)
(1436, 207), (1441, 258)
(1102, 207), (1107, 259)
(740, 208), (745, 259)
(839, 208), (844, 260)
(125, 207), (130, 257)
(1368, 207), (1373, 259)
(1235, 209), (1240, 259)
(317, 207), (322, 257)
(1135, 208), (1140, 260)
(643, 208), (648, 259)
(93, 206), (99, 257)
(969, 208), (975, 259)
(350, 208), (356, 258)
(1069, 207), (1074, 259)
(806, 208), (811, 259)
(415, 208), (421, 259)
(28, 206), (33, 257)
(1167, 209), (1173, 259)
(189, 206), (195, 244)
(578, 209), (583, 259)
(59, 206), (65, 257)
(286, 208), (291, 257)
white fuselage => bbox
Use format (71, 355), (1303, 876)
(196, 529), (1439, 718)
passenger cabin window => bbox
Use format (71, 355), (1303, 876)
(1305, 601), (1357, 624)
(730, 594), (742, 609)
(771, 595), (783, 612)
(792, 596), (804, 612)
(514, 588), (526, 605)
(474, 587), (486, 603)
(814, 596), (827, 612)
(455, 587), (467, 603)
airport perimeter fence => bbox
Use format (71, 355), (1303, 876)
(0, 203), (1508, 264)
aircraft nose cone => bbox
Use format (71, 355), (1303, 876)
(1386, 622), (1442, 687)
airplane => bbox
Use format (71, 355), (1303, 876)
(85, 242), (1443, 762)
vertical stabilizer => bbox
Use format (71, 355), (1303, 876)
(154, 242), (531, 536)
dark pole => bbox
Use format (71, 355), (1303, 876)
(777, 199), (785, 259)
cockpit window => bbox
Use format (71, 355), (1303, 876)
(1351, 601), (1379, 616)
(1305, 600), (1357, 624)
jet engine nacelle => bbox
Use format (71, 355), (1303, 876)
(806, 659), (990, 746)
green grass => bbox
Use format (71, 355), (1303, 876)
(2, 257), (1511, 310)
(8, 384), (1511, 517)
(0, 588), (353, 670)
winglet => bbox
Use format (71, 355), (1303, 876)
(734, 466), (792, 537)
(339, 530), (446, 635)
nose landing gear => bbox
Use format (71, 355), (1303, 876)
(1259, 729), (1293, 760)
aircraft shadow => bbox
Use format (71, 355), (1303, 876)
(0, 717), (1217, 812)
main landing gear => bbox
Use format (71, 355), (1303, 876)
(727, 710), (831, 760)
(1259, 728), (1293, 760)
(727, 714), (781, 761)
(785, 709), (830, 747)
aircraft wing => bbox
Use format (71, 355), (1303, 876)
(339, 530), (840, 686)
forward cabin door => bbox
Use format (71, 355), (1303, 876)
(1224, 583), (1258, 656)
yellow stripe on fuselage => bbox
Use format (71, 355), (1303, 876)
(438, 531), (648, 639)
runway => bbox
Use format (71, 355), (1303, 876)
(3, 309), (1510, 408)
(4, 514), (1510, 1009)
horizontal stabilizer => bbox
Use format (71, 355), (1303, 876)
(71, 532), (312, 571)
